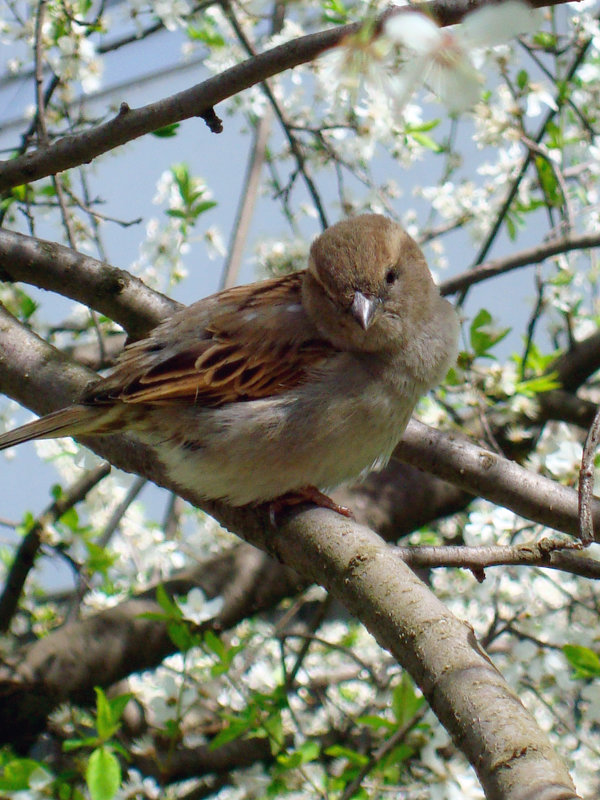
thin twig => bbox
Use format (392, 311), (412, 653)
(221, 113), (273, 289)
(222, 0), (329, 229)
(440, 231), (600, 296)
(519, 265), (545, 381)
(220, 1), (284, 288)
(521, 134), (574, 233)
(282, 596), (332, 690)
(458, 33), (593, 304)
(340, 706), (428, 800)
(393, 540), (600, 580)
(97, 475), (147, 548)
(66, 475), (147, 621)
(0, 462), (111, 631)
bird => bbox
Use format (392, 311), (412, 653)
(0, 214), (459, 516)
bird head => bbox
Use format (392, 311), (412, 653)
(303, 214), (439, 354)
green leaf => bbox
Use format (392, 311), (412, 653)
(469, 309), (510, 358)
(262, 710), (284, 753)
(86, 541), (117, 576)
(550, 269), (573, 287)
(171, 163), (191, 195)
(324, 745), (369, 766)
(209, 717), (254, 749)
(409, 131), (442, 152)
(109, 692), (134, 723)
(12, 288), (38, 320)
(0, 758), (46, 791)
(38, 183), (58, 197)
(385, 742), (414, 766)
(63, 736), (100, 752)
(58, 780), (73, 800)
(322, 0), (348, 24)
(187, 22), (225, 47)
(59, 506), (80, 531)
(95, 688), (118, 741)
(110, 741), (131, 761)
(533, 31), (557, 49)
(563, 645), (600, 678)
(392, 674), (425, 726)
(535, 156), (561, 207)
(137, 611), (169, 622)
(204, 629), (226, 659)
(204, 630), (244, 675)
(546, 121), (564, 151)
(515, 372), (561, 397)
(10, 184), (30, 202)
(86, 747), (121, 800)
(357, 714), (396, 731)
(276, 740), (320, 767)
(156, 584), (183, 619)
(191, 199), (217, 217)
(405, 118), (440, 133)
(166, 618), (196, 652)
(516, 69), (528, 90)
(152, 123), (180, 137)
(166, 208), (189, 220)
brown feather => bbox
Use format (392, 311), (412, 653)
(0, 406), (112, 449)
(83, 271), (334, 408)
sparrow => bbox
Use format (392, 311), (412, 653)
(0, 214), (459, 515)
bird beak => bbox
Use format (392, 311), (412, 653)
(351, 291), (380, 331)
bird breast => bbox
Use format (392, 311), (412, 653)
(136, 352), (421, 506)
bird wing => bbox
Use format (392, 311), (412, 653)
(85, 272), (334, 407)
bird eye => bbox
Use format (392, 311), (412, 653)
(385, 269), (397, 285)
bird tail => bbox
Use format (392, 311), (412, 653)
(0, 405), (107, 451)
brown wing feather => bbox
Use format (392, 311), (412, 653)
(85, 272), (334, 407)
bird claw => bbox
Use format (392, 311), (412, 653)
(266, 486), (354, 525)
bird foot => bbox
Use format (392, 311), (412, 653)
(266, 486), (353, 525)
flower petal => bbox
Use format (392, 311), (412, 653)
(458, 1), (542, 49)
(389, 57), (431, 114)
(427, 58), (483, 113)
(384, 10), (442, 53)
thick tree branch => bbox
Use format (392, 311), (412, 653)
(1, 304), (596, 541)
(3, 233), (600, 547)
(536, 389), (597, 430)
(0, 544), (303, 748)
(578, 405), (600, 543)
(0, 305), (580, 796)
(0, 25), (352, 193)
(552, 329), (600, 392)
(396, 421), (600, 540)
(212, 505), (578, 799)
(0, 0), (579, 193)
(0, 229), (177, 339)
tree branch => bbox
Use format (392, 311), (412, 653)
(0, 543), (303, 747)
(0, 305), (580, 796)
(440, 232), (600, 296)
(396, 420), (600, 541)
(0, 0), (579, 193)
(0, 462), (111, 632)
(0, 229), (177, 339)
(395, 541), (600, 580)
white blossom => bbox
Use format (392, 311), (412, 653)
(154, 0), (191, 31)
(384, 2), (541, 113)
(178, 587), (224, 624)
